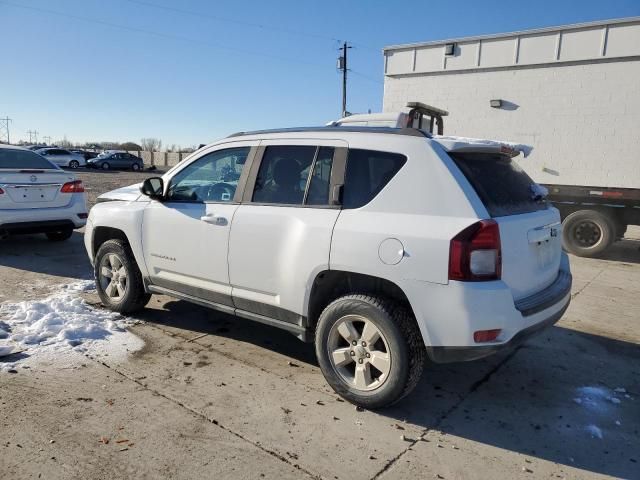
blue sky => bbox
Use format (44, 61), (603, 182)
(1, 0), (639, 148)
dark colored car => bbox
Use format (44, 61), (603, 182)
(88, 152), (144, 171)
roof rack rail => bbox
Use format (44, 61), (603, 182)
(226, 126), (431, 139)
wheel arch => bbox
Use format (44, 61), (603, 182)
(306, 270), (420, 332)
(92, 226), (129, 259)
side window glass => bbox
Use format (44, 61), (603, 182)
(167, 147), (250, 203)
(252, 146), (316, 205)
(343, 149), (407, 209)
(305, 147), (334, 205)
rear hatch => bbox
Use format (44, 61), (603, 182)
(0, 148), (76, 210)
(437, 138), (561, 301)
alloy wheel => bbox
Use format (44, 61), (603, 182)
(98, 253), (128, 300)
(327, 314), (391, 391)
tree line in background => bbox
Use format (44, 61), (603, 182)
(15, 136), (196, 153)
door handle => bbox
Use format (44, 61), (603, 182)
(200, 214), (228, 226)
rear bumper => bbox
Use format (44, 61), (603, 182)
(0, 194), (87, 233)
(402, 252), (573, 362)
(0, 219), (77, 235)
(427, 294), (570, 362)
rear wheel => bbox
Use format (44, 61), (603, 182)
(69, 160), (80, 169)
(95, 239), (150, 313)
(101, 162), (110, 170)
(562, 210), (614, 257)
(132, 163), (141, 171)
(45, 228), (73, 242)
(315, 294), (425, 409)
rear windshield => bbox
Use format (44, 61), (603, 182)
(0, 148), (59, 170)
(451, 152), (548, 217)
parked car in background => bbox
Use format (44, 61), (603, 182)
(37, 148), (86, 169)
(71, 149), (99, 161)
(0, 144), (88, 241)
(85, 125), (571, 408)
(87, 152), (144, 171)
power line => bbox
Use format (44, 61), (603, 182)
(0, 0), (327, 69)
(0, 117), (11, 144)
(26, 130), (38, 144)
(123, 0), (338, 43)
(122, 0), (380, 53)
(350, 70), (384, 85)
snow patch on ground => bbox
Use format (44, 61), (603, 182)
(572, 385), (632, 439)
(0, 280), (143, 370)
(586, 424), (603, 439)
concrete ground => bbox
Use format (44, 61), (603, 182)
(1, 169), (639, 479)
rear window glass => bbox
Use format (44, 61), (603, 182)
(451, 153), (548, 217)
(0, 148), (58, 169)
(343, 149), (407, 209)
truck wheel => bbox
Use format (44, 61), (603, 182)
(562, 210), (614, 257)
(315, 294), (425, 409)
(94, 239), (150, 313)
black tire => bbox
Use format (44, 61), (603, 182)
(69, 160), (80, 169)
(315, 294), (425, 409)
(94, 239), (151, 313)
(132, 163), (141, 171)
(101, 162), (110, 170)
(45, 228), (73, 242)
(562, 210), (614, 257)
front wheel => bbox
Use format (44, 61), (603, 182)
(315, 295), (425, 409)
(69, 160), (80, 169)
(95, 239), (150, 313)
(101, 162), (110, 170)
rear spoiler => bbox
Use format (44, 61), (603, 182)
(432, 135), (533, 158)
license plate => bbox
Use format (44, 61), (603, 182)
(13, 186), (54, 202)
(537, 240), (555, 268)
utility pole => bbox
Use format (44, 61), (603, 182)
(43, 135), (51, 145)
(0, 116), (11, 144)
(27, 130), (39, 144)
(337, 42), (352, 118)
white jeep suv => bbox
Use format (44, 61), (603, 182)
(84, 126), (571, 408)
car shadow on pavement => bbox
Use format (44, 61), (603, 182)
(0, 232), (92, 281)
(596, 238), (640, 264)
(135, 299), (319, 364)
(135, 301), (639, 478)
(385, 326), (640, 479)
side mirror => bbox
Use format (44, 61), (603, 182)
(140, 177), (164, 200)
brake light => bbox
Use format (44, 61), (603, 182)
(61, 180), (85, 193)
(449, 220), (501, 281)
(474, 329), (501, 343)
(0, 187), (4, 195)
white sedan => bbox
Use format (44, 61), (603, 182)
(37, 148), (86, 169)
(0, 144), (88, 241)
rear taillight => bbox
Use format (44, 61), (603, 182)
(474, 329), (501, 343)
(0, 187), (4, 195)
(61, 180), (85, 193)
(449, 220), (501, 281)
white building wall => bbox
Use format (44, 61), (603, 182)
(382, 18), (640, 189)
